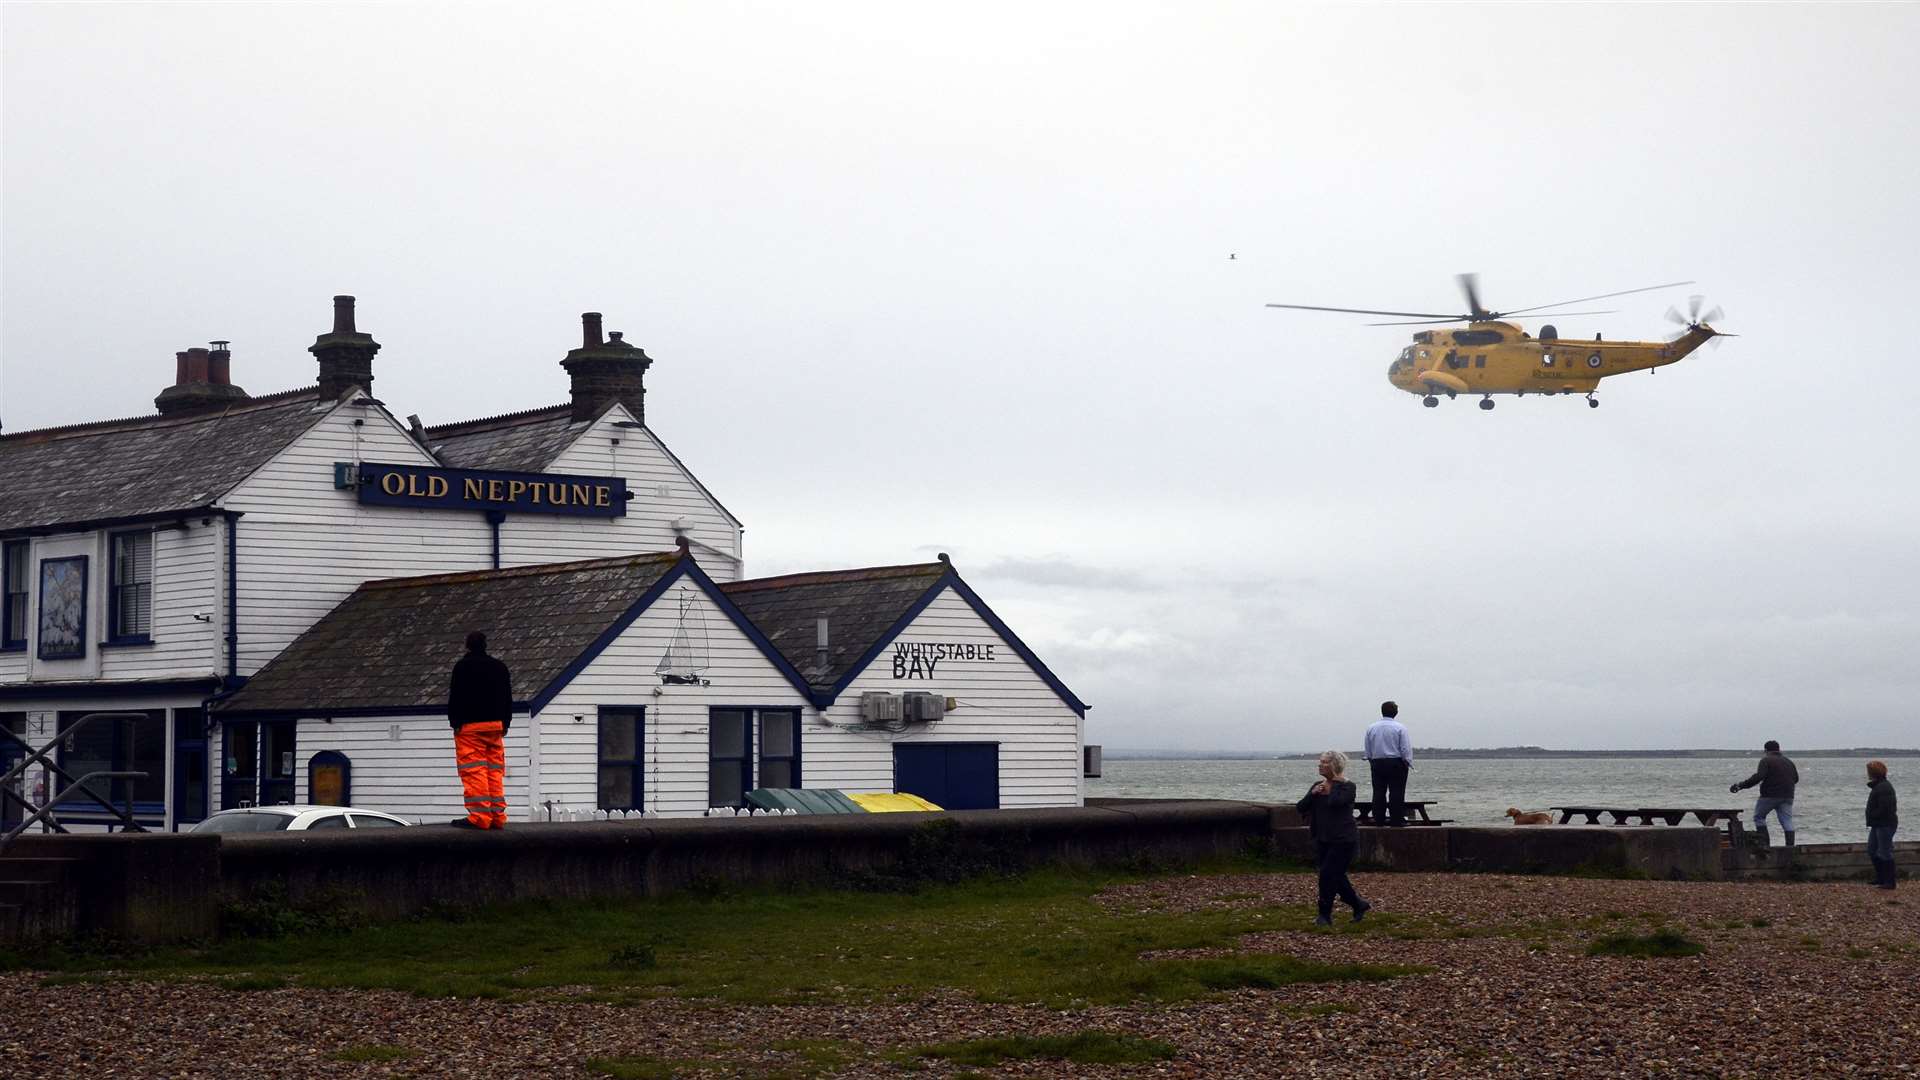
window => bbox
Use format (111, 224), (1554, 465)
(349, 814), (405, 829)
(1474, 355), (1487, 368)
(758, 710), (801, 789)
(306, 814), (349, 830)
(1453, 330), (1505, 346)
(108, 531), (153, 643)
(597, 707), (645, 811)
(708, 708), (752, 808)
(57, 709), (165, 814)
(1, 541), (26, 650)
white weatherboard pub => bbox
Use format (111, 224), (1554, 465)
(0, 298), (1086, 830)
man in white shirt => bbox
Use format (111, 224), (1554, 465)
(1363, 701), (1413, 827)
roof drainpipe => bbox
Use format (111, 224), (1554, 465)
(485, 510), (505, 570)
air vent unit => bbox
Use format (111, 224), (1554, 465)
(860, 692), (903, 723)
(901, 691), (946, 723)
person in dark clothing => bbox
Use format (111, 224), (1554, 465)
(1866, 760), (1898, 890)
(448, 630), (514, 830)
(1296, 750), (1370, 926)
(1730, 740), (1799, 847)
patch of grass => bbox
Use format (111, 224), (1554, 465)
(585, 1056), (684, 1080)
(1796, 935), (1823, 951)
(7, 860), (1414, 1007)
(218, 973), (291, 991)
(906, 1030), (1177, 1067)
(767, 1038), (860, 1075)
(1749, 917), (1772, 929)
(1586, 928), (1704, 958)
(328, 1044), (412, 1063)
(1846, 946), (1870, 959)
(607, 943), (657, 970)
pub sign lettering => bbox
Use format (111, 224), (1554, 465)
(355, 462), (628, 518)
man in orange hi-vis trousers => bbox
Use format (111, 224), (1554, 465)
(447, 630), (514, 829)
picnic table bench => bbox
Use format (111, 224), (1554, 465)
(1355, 801), (1453, 826)
(1549, 806), (1744, 829)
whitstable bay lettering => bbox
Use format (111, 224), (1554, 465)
(892, 640), (997, 679)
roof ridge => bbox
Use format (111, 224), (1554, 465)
(0, 387), (321, 445)
(424, 402), (575, 437)
(360, 551), (683, 591)
(723, 562), (948, 593)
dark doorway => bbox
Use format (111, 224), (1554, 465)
(173, 707), (208, 827)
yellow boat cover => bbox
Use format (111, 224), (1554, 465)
(848, 792), (944, 813)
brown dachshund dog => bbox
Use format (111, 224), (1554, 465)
(1506, 807), (1553, 825)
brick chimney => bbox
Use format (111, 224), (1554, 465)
(310, 295), (380, 401)
(155, 341), (249, 415)
(561, 312), (653, 423)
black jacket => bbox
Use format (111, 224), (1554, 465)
(1867, 779), (1898, 829)
(448, 650), (514, 732)
(1296, 779), (1359, 844)
(1734, 752), (1799, 799)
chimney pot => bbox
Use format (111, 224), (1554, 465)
(562, 311), (652, 423)
(312, 294), (379, 399)
(207, 341), (232, 385)
(332, 296), (357, 334)
(582, 312), (604, 348)
(185, 347), (211, 383)
(608, 331), (623, 343)
(176, 351), (191, 384)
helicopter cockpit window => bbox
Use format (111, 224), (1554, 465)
(1541, 353), (1556, 367)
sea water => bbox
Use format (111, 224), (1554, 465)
(1088, 756), (1901, 845)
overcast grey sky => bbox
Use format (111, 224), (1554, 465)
(5, 3), (1917, 750)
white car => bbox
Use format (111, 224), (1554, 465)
(189, 806), (414, 833)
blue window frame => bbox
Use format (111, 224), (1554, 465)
(1, 541), (27, 650)
(708, 708), (753, 808)
(56, 709), (166, 821)
(757, 709), (801, 790)
(597, 707), (645, 811)
(107, 530), (153, 645)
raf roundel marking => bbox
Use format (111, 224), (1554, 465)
(1587, 352), (1603, 369)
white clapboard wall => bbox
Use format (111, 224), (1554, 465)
(537, 575), (811, 817)
(497, 406), (744, 581)
(809, 587), (1085, 808)
(292, 712), (534, 825)
(220, 399), (495, 674)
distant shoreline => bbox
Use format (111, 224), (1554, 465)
(1103, 747), (1920, 761)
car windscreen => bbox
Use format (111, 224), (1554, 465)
(191, 812), (294, 833)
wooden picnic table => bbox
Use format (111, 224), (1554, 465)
(1355, 801), (1452, 826)
(1549, 806), (1744, 829)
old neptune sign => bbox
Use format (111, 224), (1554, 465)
(353, 462), (629, 518)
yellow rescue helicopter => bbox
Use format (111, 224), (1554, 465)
(1267, 274), (1731, 409)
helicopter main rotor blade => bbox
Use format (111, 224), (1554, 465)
(1687, 295), (1705, 321)
(1501, 280), (1695, 317)
(1366, 317), (1470, 326)
(1265, 302), (1462, 319)
(1665, 306), (1688, 325)
(1500, 309), (1616, 319)
(1457, 273), (1486, 318)
(1701, 305), (1724, 324)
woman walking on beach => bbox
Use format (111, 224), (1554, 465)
(1866, 760), (1898, 890)
(1297, 750), (1371, 927)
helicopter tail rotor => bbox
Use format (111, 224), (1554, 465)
(1666, 295), (1729, 347)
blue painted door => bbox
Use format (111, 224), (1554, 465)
(893, 743), (1000, 811)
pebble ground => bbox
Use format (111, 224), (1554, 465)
(3, 872), (1913, 1078)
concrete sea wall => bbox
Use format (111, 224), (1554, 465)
(2, 799), (1903, 945)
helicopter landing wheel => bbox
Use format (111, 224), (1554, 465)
(1479, 397), (1495, 411)
(1587, 395), (1600, 409)
(1422, 396), (1438, 408)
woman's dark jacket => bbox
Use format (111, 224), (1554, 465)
(1867, 779), (1898, 828)
(448, 650), (514, 733)
(1296, 779), (1359, 844)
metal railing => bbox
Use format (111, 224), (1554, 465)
(1, 712), (152, 857)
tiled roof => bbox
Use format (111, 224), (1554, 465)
(721, 563), (949, 690)
(216, 552), (683, 715)
(426, 404), (585, 473)
(0, 389), (326, 533)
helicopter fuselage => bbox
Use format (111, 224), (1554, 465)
(1386, 321), (1716, 400)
